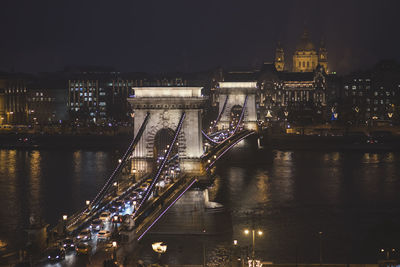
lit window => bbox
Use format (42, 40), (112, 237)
(374, 91), (378, 96)
(99, 102), (106, 106)
(352, 86), (356, 90)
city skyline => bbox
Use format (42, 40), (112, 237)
(1, 0), (400, 74)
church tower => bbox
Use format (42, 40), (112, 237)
(274, 42), (285, 71)
(318, 38), (328, 73)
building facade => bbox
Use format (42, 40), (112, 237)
(259, 63), (329, 124)
(275, 29), (329, 73)
(341, 61), (400, 125)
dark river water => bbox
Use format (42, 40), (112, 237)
(1, 143), (400, 264)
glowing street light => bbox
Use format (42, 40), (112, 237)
(152, 242), (167, 264)
(244, 229), (263, 267)
(85, 200), (90, 206)
(112, 241), (117, 260)
(62, 215), (68, 221)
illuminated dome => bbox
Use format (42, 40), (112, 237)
(295, 30), (315, 51)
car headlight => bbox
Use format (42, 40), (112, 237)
(48, 256), (50, 259)
(71, 244), (74, 247)
(56, 256), (59, 259)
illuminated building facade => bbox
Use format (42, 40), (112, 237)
(1, 77), (28, 124)
(342, 60), (400, 125)
(275, 29), (329, 73)
(259, 63), (328, 123)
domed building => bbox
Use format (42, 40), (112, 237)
(274, 29), (328, 73)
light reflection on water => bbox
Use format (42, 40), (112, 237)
(215, 147), (400, 263)
(0, 148), (400, 264)
(0, 149), (116, 250)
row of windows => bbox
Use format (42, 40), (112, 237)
(297, 61), (315, 68)
(135, 104), (197, 108)
(5, 89), (27, 93)
(30, 97), (53, 102)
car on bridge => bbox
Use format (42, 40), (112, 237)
(111, 214), (124, 223)
(97, 230), (111, 241)
(76, 229), (92, 241)
(61, 238), (75, 251)
(99, 211), (111, 222)
(90, 219), (103, 231)
(46, 247), (66, 261)
(76, 242), (91, 255)
(111, 200), (124, 211)
(123, 196), (132, 205)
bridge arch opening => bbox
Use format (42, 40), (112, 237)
(153, 127), (179, 169)
(230, 105), (243, 129)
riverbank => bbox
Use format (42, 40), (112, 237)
(0, 133), (132, 149)
(262, 133), (400, 151)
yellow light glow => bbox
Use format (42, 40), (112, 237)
(244, 229), (250, 235)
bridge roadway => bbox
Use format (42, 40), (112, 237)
(39, 129), (255, 266)
(38, 173), (197, 267)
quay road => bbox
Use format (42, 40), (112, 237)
(37, 173), (196, 267)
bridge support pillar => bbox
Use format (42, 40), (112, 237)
(179, 158), (205, 176)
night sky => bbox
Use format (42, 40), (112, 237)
(1, 0), (400, 74)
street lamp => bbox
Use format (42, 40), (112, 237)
(62, 215), (68, 236)
(152, 242), (167, 264)
(318, 231), (323, 265)
(112, 241), (117, 260)
(244, 229), (263, 267)
(380, 248), (396, 260)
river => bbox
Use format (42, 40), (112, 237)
(0, 143), (400, 264)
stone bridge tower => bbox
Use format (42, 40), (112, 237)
(128, 87), (206, 175)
